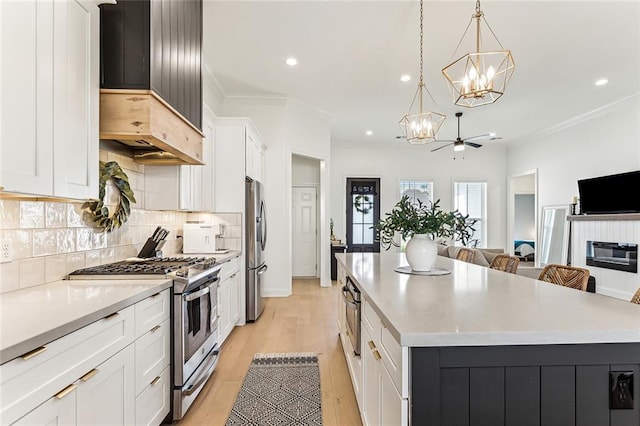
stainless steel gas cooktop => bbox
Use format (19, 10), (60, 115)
(67, 256), (210, 280)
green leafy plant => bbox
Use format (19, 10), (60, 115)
(374, 196), (477, 249)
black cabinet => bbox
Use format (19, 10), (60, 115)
(100, 0), (202, 129)
(331, 244), (347, 281)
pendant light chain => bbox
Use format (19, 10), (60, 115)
(419, 0), (424, 86)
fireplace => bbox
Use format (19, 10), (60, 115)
(586, 241), (638, 273)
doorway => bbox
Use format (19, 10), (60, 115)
(292, 155), (321, 279)
(292, 186), (317, 277)
(346, 177), (380, 253)
(508, 170), (537, 265)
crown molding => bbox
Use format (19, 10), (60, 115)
(513, 93), (640, 145)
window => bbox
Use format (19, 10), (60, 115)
(454, 182), (487, 248)
(400, 180), (433, 207)
(398, 180), (433, 250)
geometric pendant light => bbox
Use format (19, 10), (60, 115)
(399, 0), (446, 144)
(442, 0), (515, 108)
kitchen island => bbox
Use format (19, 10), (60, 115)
(336, 252), (640, 426)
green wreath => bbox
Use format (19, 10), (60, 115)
(354, 195), (372, 214)
(83, 161), (137, 232)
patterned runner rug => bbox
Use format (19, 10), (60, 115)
(226, 353), (323, 425)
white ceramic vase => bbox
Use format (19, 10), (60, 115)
(405, 233), (437, 272)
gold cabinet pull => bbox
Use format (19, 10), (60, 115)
(150, 376), (161, 386)
(55, 383), (77, 400)
(368, 340), (376, 350)
(373, 350), (382, 361)
(80, 369), (99, 382)
(150, 324), (162, 333)
(104, 312), (119, 320)
(20, 346), (47, 361)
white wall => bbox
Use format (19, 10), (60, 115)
(293, 155), (320, 185)
(330, 142), (508, 250)
(285, 101), (332, 287)
(507, 95), (640, 209)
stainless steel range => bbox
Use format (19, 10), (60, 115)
(69, 256), (222, 421)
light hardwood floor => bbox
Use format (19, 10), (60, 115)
(178, 279), (362, 426)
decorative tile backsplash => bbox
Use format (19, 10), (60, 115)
(0, 149), (242, 294)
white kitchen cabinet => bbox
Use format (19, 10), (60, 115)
(3, 290), (170, 426)
(134, 290), (171, 425)
(144, 124), (214, 211)
(359, 298), (408, 426)
(77, 344), (135, 425)
(214, 117), (264, 212)
(228, 270), (241, 327)
(245, 129), (264, 182)
(134, 365), (170, 426)
(218, 257), (241, 345)
(0, 0), (99, 199)
(361, 326), (381, 426)
(134, 319), (170, 396)
(12, 387), (77, 426)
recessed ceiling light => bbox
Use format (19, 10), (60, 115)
(489, 132), (496, 137)
(365, 130), (373, 136)
(285, 57), (298, 66)
(400, 75), (411, 82)
(595, 78), (608, 86)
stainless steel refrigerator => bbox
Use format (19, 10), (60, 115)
(246, 177), (267, 321)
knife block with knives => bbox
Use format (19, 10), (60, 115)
(138, 226), (170, 258)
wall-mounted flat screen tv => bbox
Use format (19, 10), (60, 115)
(578, 170), (640, 214)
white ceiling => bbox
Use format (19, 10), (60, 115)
(202, 1), (640, 146)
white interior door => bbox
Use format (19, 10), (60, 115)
(292, 186), (317, 277)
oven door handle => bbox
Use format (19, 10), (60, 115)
(184, 286), (210, 302)
(183, 348), (220, 396)
(341, 287), (359, 307)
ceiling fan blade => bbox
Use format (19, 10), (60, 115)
(463, 133), (493, 142)
(465, 141), (483, 148)
(431, 143), (454, 152)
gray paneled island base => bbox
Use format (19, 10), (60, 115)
(335, 253), (640, 426)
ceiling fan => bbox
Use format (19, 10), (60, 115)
(430, 112), (501, 152)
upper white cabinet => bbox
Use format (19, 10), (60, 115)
(214, 117), (264, 212)
(0, 0), (99, 199)
(144, 107), (215, 212)
(245, 128), (264, 183)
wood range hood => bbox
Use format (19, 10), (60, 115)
(100, 89), (204, 165)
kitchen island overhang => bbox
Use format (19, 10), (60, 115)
(336, 252), (640, 426)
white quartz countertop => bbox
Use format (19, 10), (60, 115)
(0, 278), (172, 364)
(178, 250), (240, 264)
(212, 251), (241, 264)
(336, 253), (640, 347)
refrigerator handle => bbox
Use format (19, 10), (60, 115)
(257, 264), (268, 275)
(260, 200), (267, 251)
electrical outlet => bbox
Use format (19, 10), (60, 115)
(610, 371), (634, 409)
(1, 239), (13, 263)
